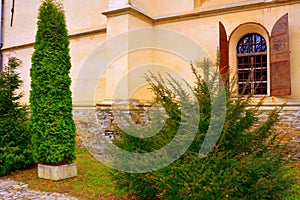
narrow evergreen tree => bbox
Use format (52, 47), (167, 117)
(30, 0), (76, 164)
(0, 57), (34, 176)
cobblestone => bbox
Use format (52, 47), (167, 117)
(0, 179), (77, 200)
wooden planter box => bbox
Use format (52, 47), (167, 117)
(38, 163), (77, 181)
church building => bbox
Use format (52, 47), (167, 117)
(1, 0), (300, 141)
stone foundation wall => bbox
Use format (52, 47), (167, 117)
(258, 107), (300, 160)
(73, 107), (98, 148)
(277, 110), (300, 131)
(256, 106), (300, 129)
(96, 101), (152, 140)
(73, 100), (152, 147)
(73, 103), (300, 160)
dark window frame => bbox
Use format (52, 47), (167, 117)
(237, 33), (267, 95)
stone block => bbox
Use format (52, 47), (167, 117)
(38, 163), (77, 181)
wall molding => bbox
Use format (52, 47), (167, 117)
(103, 0), (300, 25)
(2, 1), (300, 51)
(102, 5), (154, 25)
(1, 27), (107, 52)
(154, 0), (300, 25)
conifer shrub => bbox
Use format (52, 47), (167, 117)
(112, 59), (299, 199)
(0, 57), (34, 176)
(29, 0), (76, 164)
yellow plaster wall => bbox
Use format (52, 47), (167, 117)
(106, 14), (129, 38)
(220, 5), (300, 99)
(69, 33), (107, 93)
(109, 0), (129, 8)
(121, 0), (194, 17)
(101, 14), (130, 102)
(155, 18), (219, 61)
(200, 0), (251, 9)
(287, 6), (300, 99)
(128, 14), (152, 30)
(64, 0), (108, 34)
(126, 49), (193, 102)
(3, 0), (40, 48)
(2, 0), (300, 105)
(1, 0), (109, 105)
(1, 32), (107, 105)
(129, 0), (155, 16)
(95, 14), (154, 103)
(154, 3), (300, 102)
(2, 0), (108, 49)
(2, 48), (34, 105)
(66, 2), (300, 104)
(152, 0), (194, 17)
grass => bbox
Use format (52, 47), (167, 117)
(1, 147), (299, 199)
(2, 148), (129, 200)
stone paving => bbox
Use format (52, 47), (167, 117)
(0, 179), (77, 200)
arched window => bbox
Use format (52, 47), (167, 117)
(237, 33), (267, 95)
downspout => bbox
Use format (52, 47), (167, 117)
(0, 0), (4, 72)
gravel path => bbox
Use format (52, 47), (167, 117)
(0, 179), (78, 200)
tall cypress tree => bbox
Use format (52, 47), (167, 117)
(30, 0), (76, 164)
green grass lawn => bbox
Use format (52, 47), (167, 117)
(2, 148), (129, 200)
(2, 148), (299, 200)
